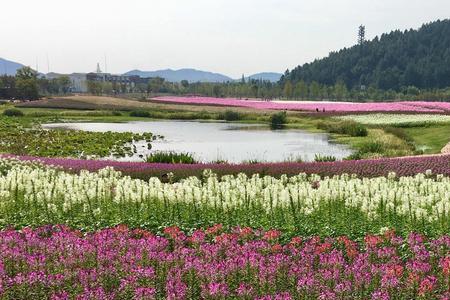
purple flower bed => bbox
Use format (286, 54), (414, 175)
(6, 154), (450, 180)
(152, 96), (450, 113)
(0, 225), (448, 299)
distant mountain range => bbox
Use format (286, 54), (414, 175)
(1, 57), (282, 83)
(124, 68), (233, 83)
(124, 69), (282, 83)
(245, 72), (282, 82)
(0, 57), (26, 76)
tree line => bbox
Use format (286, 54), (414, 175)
(281, 19), (450, 92)
(0, 67), (71, 100)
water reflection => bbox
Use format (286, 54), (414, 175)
(43, 121), (353, 163)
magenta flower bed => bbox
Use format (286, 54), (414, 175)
(0, 225), (448, 299)
(152, 96), (450, 113)
(8, 154), (450, 180)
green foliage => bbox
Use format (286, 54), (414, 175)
(270, 111), (287, 128)
(130, 110), (151, 118)
(220, 110), (241, 121)
(359, 141), (385, 154)
(0, 162), (447, 238)
(283, 80), (293, 99)
(145, 151), (196, 164)
(3, 108), (24, 117)
(317, 120), (368, 137)
(87, 81), (103, 95)
(383, 127), (415, 149)
(314, 154), (336, 162)
(15, 67), (39, 100)
(283, 19), (450, 91)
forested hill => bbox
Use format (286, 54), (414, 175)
(282, 19), (450, 91)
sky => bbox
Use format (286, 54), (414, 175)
(1, 0), (450, 78)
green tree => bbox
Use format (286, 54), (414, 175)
(102, 82), (113, 94)
(294, 80), (308, 99)
(251, 84), (259, 98)
(148, 77), (165, 93)
(333, 80), (348, 100)
(181, 80), (189, 89)
(213, 85), (222, 97)
(309, 81), (321, 99)
(15, 66), (39, 100)
(87, 81), (103, 95)
(283, 80), (293, 99)
(57, 76), (72, 94)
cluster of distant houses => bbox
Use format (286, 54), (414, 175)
(45, 72), (152, 93)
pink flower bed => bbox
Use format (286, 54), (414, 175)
(401, 101), (450, 112)
(152, 96), (450, 113)
(0, 225), (448, 299)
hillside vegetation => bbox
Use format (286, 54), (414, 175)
(282, 19), (450, 91)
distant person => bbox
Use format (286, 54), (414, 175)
(316, 108), (319, 112)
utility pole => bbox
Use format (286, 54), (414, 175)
(358, 25), (366, 45)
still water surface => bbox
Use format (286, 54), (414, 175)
(43, 121), (353, 163)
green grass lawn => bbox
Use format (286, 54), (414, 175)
(405, 124), (450, 154)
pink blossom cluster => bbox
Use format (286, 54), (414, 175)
(0, 225), (448, 299)
(152, 96), (450, 113)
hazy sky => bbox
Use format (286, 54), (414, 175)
(1, 0), (449, 78)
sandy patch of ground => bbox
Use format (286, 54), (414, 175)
(441, 141), (450, 154)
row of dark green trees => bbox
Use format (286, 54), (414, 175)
(0, 67), (71, 100)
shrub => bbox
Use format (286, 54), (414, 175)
(360, 141), (385, 153)
(220, 110), (241, 121)
(130, 110), (151, 118)
(270, 111), (287, 128)
(314, 154), (336, 162)
(145, 151), (196, 164)
(317, 120), (368, 137)
(112, 111), (123, 116)
(3, 108), (24, 117)
(344, 152), (363, 160)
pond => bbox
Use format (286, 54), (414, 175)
(43, 121), (353, 163)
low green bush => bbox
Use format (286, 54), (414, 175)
(3, 108), (24, 117)
(130, 110), (151, 118)
(270, 111), (287, 128)
(220, 110), (242, 121)
(314, 154), (336, 162)
(145, 151), (196, 164)
(317, 120), (368, 137)
(359, 141), (385, 153)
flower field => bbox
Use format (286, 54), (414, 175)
(7, 154), (450, 180)
(0, 155), (449, 299)
(152, 96), (450, 113)
(0, 225), (448, 300)
(0, 158), (448, 237)
(337, 114), (450, 126)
